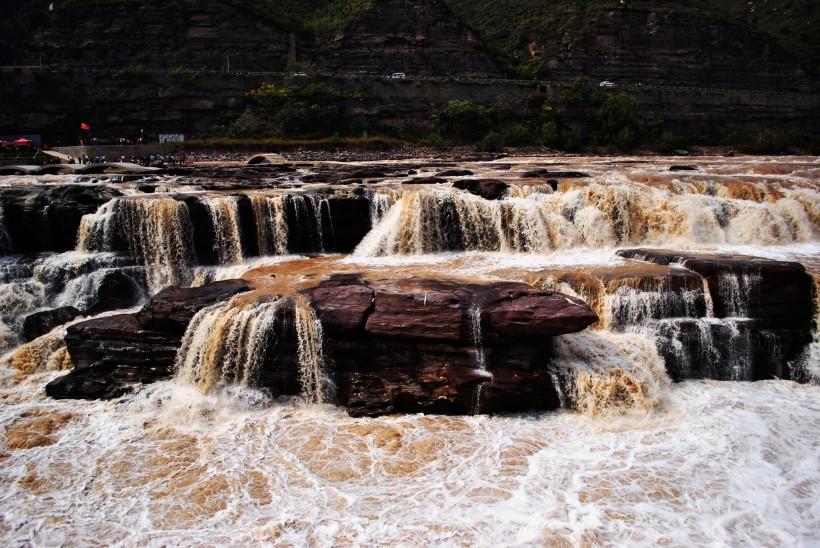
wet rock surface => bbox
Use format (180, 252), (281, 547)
(0, 186), (121, 252)
(53, 280), (253, 399)
(22, 306), (82, 342)
(619, 249), (815, 381)
(305, 277), (595, 416)
(54, 275), (596, 415)
(618, 249), (814, 328)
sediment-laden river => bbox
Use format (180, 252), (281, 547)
(0, 156), (818, 545)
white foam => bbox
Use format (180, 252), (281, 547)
(1, 376), (819, 545)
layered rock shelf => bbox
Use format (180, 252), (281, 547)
(49, 276), (598, 416)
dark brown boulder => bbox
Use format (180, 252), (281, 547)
(482, 289), (599, 339)
(84, 270), (145, 315)
(23, 306), (82, 342)
(520, 169), (589, 179)
(306, 278), (596, 416)
(453, 179), (509, 200)
(405, 176), (449, 185)
(136, 279), (252, 334)
(56, 278), (254, 400)
(364, 281), (467, 342)
(437, 169), (474, 177)
(302, 274), (374, 336)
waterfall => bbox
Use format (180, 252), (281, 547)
(650, 318), (755, 381)
(367, 187), (400, 225)
(798, 275), (820, 383)
(606, 286), (703, 331)
(468, 305), (490, 414)
(0, 281), (47, 351)
(117, 198), (196, 291)
(289, 194), (330, 253)
(702, 278), (715, 317)
(203, 196), (244, 265)
(174, 296), (283, 393)
(715, 271), (761, 317)
(251, 195), (289, 255)
(77, 199), (119, 252)
(354, 182), (820, 256)
(549, 331), (671, 416)
(295, 304), (333, 404)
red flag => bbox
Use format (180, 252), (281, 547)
(80, 122), (91, 131)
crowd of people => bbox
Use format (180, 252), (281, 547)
(73, 152), (190, 166)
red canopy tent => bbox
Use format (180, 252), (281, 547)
(13, 138), (32, 148)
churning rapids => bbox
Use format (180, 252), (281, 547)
(0, 156), (819, 546)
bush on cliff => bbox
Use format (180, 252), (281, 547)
(232, 82), (346, 138)
(433, 100), (494, 143)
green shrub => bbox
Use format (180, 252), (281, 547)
(480, 131), (505, 152)
(504, 122), (537, 146)
(238, 82), (346, 138)
(433, 100), (493, 142)
(657, 131), (689, 153)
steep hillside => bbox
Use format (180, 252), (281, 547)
(5, 0), (819, 78)
(443, 0), (820, 76)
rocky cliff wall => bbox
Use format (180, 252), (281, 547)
(325, 0), (502, 77)
(548, 8), (813, 92)
(2, 68), (817, 142)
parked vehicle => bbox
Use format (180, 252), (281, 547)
(599, 80), (616, 88)
(390, 72), (407, 79)
(292, 72), (308, 77)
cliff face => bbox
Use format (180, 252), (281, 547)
(2, 2), (818, 141)
(5, 1), (816, 88)
(325, 0), (502, 77)
(12, 0), (290, 71)
(548, 9), (810, 91)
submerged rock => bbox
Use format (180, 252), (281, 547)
(452, 179), (509, 200)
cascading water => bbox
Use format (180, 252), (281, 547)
(366, 187), (400, 225)
(118, 197), (196, 291)
(77, 199), (119, 252)
(355, 181), (820, 256)
(549, 331), (671, 416)
(0, 205), (12, 254)
(250, 194), (289, 255)
(295, 303), (333, 404)
(1, 159), (820, 545)
(289, 194), (329, 253)
(0, 281), (46, 351)
(203, 196), (244, 265)
(606, 285), (703, 331)
(78, 197), (196, 291)
(468, 304), (490, 414)
(175, 296), (283, 393)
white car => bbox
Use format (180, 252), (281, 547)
(599, 80), (616, 88)
(391, 72), (407, 79)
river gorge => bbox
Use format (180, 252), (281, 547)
(0, 155), (818, 545)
